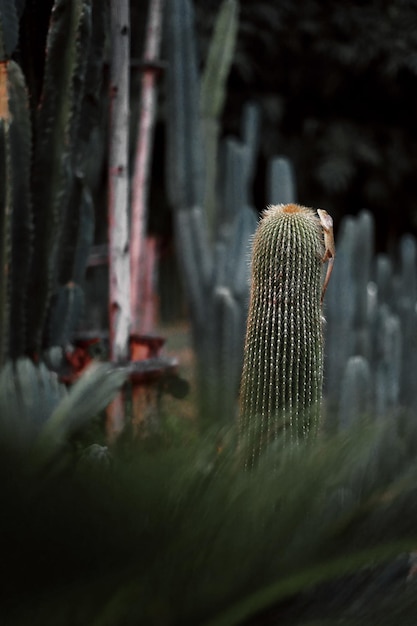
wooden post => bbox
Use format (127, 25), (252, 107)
(130, 0), (164, 335)
(107, 0), (131, 436)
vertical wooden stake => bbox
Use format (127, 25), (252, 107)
(130, 0), (164, 335)
(107, 0), (131, 436)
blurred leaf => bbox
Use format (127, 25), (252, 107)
(1, 416), (417, 624)
(0, 358), (65, 445)
(33, 361), (127, 462)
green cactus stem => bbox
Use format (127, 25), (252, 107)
(0, 1), (20, 60)
(0, 60), (33, 367)
(200, 0), (239, 238)
(239, 203), (325, 466)
(28, 0), (92, 355)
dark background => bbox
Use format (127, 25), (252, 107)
(189, 0), (417, 252)
(21, 0), (417, 253)
(18, 1), (417, 324)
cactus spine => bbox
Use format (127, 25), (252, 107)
(239, 203), (325, 464)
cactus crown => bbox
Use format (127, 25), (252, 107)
(239, 203), (325, 465)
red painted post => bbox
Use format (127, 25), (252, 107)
(130, 0), (164, 335)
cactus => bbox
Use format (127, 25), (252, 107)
(0, 60), (33, 366)
(220, 204), (258, 328)
(165, 0), (258, 421)
(165, 0), (204, 211)
(323, 208), (417, 424)
(268, 156), (297, 205)
(220, 138), (250, 233)
(239, 203), (325, 465)
(375, 253), (393, 307)
(338, 355), (372, 430)
(398, 234), (417, 306)
(351, 210), (374, 359)
(47, 282), (85, 348)
(28, 0), (93, 354)
(200, 0), (239, 238)
(0, 0), (106, 366)
(58, 175), (95, 287)
(0, 2), (20, 60)
(374, 305), (401, 417)
(212, 285), (241, 420)
(324, 215), (357, 407)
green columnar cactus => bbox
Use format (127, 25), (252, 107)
(166, 0), (254, 422)
(200, 0), (239, 239)
(0, 60), (33, 367)
(268, 156), (297, 205)
(338, 355), (372, 430)
(28, 0), (93, 353)
(0, 0), (105, 365)
(239, 203), (325, 465)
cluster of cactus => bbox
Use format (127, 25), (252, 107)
(164, 0), (331, 431)
(165, 0), (259, 421)
(165, 0), (417, 437)
(0, 0), (106, 369)
(325, 210), (417, 428)
(266, 155), (417, 429)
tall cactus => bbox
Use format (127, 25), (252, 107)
(200, 0), (239, 239)
(0, 0), (106, 366)
(165, 0), (252, 421)
(268, 156), (297, 205)
(0, 7), (33, 366)
(338, 355), (372, 430)
(239, 203), (325, 465)
(28, 0), (93, 353)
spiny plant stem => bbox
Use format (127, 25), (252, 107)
(239, 203), (325, 466)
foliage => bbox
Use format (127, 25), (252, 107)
(0, 357), (127, 464)
(0, 0), (107, 366)
(1, 408), (417, 625)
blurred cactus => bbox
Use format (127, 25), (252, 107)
(47, 282), (85, 348)
(239, 204), (325, 464)
(0, 0), (106, 368)
(324, 215), (361, 408)
(0, 2), (21, 60)
(268, 156), (297, 205)
(165, 0), (256, 421)
(0, 59), (33, 364)
(165, 0), (204, 211)
(165, 0), (417, 430)
(200, 0), (239, 238)
(325, 210), (417, 427)
(374, 305), (401, 417)
(339, 355), (372, 430)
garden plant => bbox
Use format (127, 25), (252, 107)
(1, 1), (417, 625)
